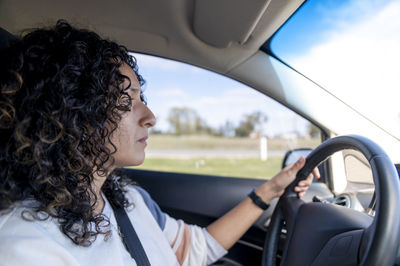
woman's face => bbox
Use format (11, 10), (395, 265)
(109, 63), (156, 168)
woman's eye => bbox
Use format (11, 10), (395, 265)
(140, 92), (147, 105)
(117, 93), (132, 111)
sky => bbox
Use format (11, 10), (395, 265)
(271, 0), (400, 138)
(132, 0), (400, 138)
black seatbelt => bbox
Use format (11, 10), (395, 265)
(110, 203), (151, 266)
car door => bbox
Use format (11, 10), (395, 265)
(126, 169), (267, 265)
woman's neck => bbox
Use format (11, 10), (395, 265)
(91, 171), (109, 215)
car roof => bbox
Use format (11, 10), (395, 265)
(0, 0), (304, 75)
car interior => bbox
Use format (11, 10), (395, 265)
(1, 0), (400, 265)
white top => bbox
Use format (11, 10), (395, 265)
(0, 186), (227, 266)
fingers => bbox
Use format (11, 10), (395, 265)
(287, 156), (321, 198)
(294, 156), (306, 170)
(295, 173), (313, 197)
(293, 157), (319, 179)
(312, 167), (321, 179)
(282, 156), (321, 198)
(294, 181), (310, 192)
(299, 174), (313, 187)
(294, 185), (309, 197)
(282, 156), (306, 171)
(284, 156), (306, 179)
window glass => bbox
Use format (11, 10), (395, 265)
(270, 0), (400, 140)
(343, 150), (375, 210)
(344, 152), (373, 185)
(131, 53), (321, 179)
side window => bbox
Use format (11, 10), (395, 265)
(132, 53), (321, 179)
(329, 150), (375, 211)
(343, 150), (375, 210)
(344, 150), (373, 186)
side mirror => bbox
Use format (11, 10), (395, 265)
(282, 148), (312, 169)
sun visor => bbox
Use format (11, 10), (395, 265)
(193, 0), (271, 48)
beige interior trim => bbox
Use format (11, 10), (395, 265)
(193, 0), (272, 48)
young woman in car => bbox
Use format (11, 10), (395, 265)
(0, 21), (318, 265)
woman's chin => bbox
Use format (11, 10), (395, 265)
(113, 150), (146, 168)
(126, 156), (146, 167)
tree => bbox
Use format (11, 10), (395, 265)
(234, 111), (268, 137)
(216, 120), (235, 137)
(167, 107), (211, 135)
(308, 123), (320, 138)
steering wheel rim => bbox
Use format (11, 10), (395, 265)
(262, 135), (400, 266)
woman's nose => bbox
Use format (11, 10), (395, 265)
(140, 104), (156, 128)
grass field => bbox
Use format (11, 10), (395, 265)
(135, 156), (282, 179)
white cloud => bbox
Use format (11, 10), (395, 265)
(132, 53), (184, 71)
(153, 88), (187, 98)
(290, 0), (400, 136)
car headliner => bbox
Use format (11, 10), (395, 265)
(0, 0), (304, 75)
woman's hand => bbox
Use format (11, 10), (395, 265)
(207, 156), (320, 250)
(256, 156), (320, 202)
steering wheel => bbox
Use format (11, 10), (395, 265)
(262, 135), (400, 266)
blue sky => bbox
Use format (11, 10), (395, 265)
(271, 0), (395, 59)
(271, 0), (400, 138)
(271, 0), (353, 58)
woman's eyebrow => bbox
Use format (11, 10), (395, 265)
(131, 87), (141, 92)
(126, 87), (141, 93)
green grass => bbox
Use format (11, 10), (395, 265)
(134, 157), (282, 179)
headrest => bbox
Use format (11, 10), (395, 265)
(0, 27), (17, 49)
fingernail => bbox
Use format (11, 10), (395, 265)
(299, 182), (305, 186)
(294, 187), (300, 192)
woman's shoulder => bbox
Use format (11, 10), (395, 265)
(123, 185), (156, 206)
(123, 185), (167, 230)
(0, 203), (57, 239)
(0, 205), (82, 265)
(0, 206), (21, 232)
(0, 204), (70, 260)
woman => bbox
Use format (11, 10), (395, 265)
(0, 21), (318, 265)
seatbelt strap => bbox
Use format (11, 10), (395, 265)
(110, 203), (151, 266)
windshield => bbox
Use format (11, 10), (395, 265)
(270, 0), (400, 140)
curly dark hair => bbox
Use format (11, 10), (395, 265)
(0, 20), (144, 246)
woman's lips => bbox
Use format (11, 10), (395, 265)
(138, 136), (148, 145)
